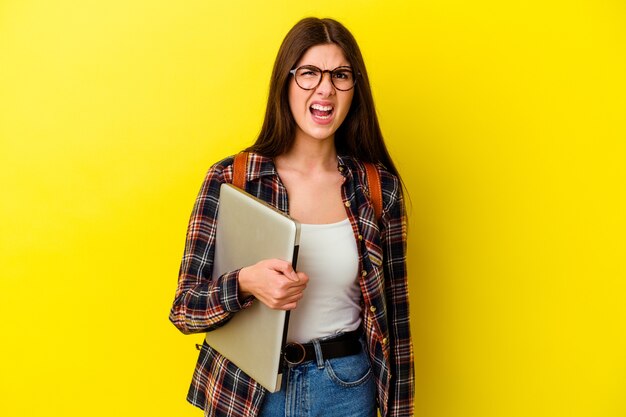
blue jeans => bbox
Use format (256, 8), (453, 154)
(259, 335), (377, 417)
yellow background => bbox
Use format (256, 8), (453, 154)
(1, 1), (625, 416)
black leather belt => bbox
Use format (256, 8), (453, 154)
(282, 329), (362, 366)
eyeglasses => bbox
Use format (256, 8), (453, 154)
(289, 65), (357, 91)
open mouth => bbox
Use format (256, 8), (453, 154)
(310, 103), (334, 120)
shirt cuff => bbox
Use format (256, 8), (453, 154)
(219, 269), (255, 312)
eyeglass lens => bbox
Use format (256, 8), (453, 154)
(294, 66), (355, 91)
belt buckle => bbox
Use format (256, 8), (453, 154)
(283, 342), (306, 365)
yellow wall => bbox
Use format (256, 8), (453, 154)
(1, 1), (625, 416)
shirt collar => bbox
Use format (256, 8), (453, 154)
(337, 154), (354, 181)
(244, 153), (278, 181)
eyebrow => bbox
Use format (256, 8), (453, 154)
(298, 64), (353, 69)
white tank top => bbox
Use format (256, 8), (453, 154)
(286, 218), (362, 343)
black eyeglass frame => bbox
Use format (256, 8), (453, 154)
(288, 65), (358, 91)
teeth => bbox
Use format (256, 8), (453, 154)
(311, 104), (333, 111)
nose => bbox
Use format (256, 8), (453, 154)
(316, 71), (335, 96)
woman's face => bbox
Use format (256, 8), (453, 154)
(288, 43), (354, 144)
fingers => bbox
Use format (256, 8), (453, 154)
(295, 271), (308, 285)
(271, 259), (299, 281)
(238, 259), (309, 311)
(258, 288), (304, 311)
(262, 259), (305, 285)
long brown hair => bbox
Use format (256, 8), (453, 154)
(247, 17), (401, 179)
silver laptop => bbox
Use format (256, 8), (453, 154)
(204, 183), (300, 392)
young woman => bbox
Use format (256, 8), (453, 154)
(170, 17), (414, 417)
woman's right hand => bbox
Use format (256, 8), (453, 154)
(238, 259), (308, 310)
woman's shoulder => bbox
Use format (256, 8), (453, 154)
(339, 155), (403, 212)
(199, 155), (237, 185)
(339, 155), (400, 188)
(208, 154), (237, 171)
(203, 152), (274, 183)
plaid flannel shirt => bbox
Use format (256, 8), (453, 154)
(169, 153), (414, 417)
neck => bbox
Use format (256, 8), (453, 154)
(277, 135), (338, 172)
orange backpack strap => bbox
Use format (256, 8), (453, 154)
(232, 152), (248, 189)
(364, 162), (383, 220)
